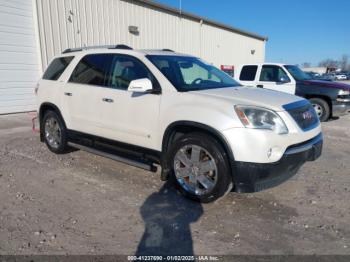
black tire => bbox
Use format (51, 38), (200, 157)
(42, 110), (69, 154)
(166, 133), (233, 203)
(309, 98), (330, 122)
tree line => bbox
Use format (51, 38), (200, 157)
(301, 55), (350, 71)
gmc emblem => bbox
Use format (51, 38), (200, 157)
(302, 110), (314, 120)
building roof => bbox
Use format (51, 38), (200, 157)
(127, 0), (268, 41)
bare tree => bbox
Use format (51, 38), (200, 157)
(340, 55), (349, 71)
(318, 59), (339, 68)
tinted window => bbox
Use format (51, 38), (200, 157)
(43, 56), (74, 80)
(239, 65), (258, 81)
(108, 55), (156, 90)
(69, 54), (113, 86)
(147, 55), (239, 92)
(260, 65), (290, 82)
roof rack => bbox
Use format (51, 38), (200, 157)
(162, 49), (174, 52)
(62, 44), (133, 54)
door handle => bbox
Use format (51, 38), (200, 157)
(64, 92), (73, 96)
(257, 85), (264, 88)
(102, 98), (114, 103)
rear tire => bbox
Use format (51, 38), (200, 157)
(309, 98), (330, 122)
(42, 110), (69, 154)
(166, 133), (233, 203)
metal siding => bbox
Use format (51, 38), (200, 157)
(0, 0), (41, 114)
(36, 0), (265, 69)
(201, 24), (265, 67)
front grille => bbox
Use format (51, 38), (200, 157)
(285, 102), (319, 131)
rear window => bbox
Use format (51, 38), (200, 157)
(69, 54), (113, 87)
(43, 56), (74, 80)
(239, 65), (258, 81)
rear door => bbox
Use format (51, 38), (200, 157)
(256, 65), (296, 94)
(62, 54), (113, 135)
(237, 65), (259, 87)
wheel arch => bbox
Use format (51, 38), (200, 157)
(38, 102), (66, 141)
(305, 95), (332, 115)
(161, 121), (235, 174)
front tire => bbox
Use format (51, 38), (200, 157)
(42, 110), (68, 154)
(309, 98), (330, 122)
(166, 133), (233, 203)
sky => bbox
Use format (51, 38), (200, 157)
(154, 0), (350, 66)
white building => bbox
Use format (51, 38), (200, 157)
(0, 0), (267, 114)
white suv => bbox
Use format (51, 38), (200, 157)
(36, 45), (323, 203)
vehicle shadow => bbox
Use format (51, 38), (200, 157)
(328, 116), (340, 122)
(136, 181), (203, 256)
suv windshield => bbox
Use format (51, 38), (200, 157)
(147, 55), (240, 91)
(285, 65), (312, 81)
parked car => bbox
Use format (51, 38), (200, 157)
(322, 73), (336, 81)
(340, 72), (350, 80)
(37, 46), (323, 203)
(235, 63), (350, 121)
(335, 74), (347, 81)
(304, 72), (321, 79)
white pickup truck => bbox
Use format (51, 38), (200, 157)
(234, 63), (350, 121)
(36, 46), (323, 202)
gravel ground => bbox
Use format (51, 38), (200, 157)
(0, 113), (349, 255)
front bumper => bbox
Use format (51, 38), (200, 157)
(233, 133), (323, 193)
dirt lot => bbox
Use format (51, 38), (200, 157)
(0, 113), (349, 256)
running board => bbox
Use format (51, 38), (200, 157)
(68, 142), (157, 172)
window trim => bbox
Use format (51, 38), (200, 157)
(68, 53), (111, 87)
(259, 65), (290, 83)
(42, 56), (75, 81)
(106, 53), (161, 93)
(68, 53), (161, 93)
(239, 65), (258, 81)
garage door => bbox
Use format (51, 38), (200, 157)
(0, 0), (41, 114)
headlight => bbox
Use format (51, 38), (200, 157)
(339, 90), (350, 96)
(235, 105), (288, 134)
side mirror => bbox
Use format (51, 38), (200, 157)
(277, 76), (290, 84)
(128, 78), (153, 93)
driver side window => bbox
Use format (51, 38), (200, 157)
(107, 55), (155, 90)
(260, 65), (290, 82)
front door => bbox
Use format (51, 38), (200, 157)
(256, 65), (296, 94)
(98, 54), (161, 150)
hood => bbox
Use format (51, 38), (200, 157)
(191, 86), (303, 112)
(301, 80), (350, 91)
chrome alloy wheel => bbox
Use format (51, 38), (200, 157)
(44, 117), (62, 149)
(174, 145), (218, 196)
(312, 103), (323, 118)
